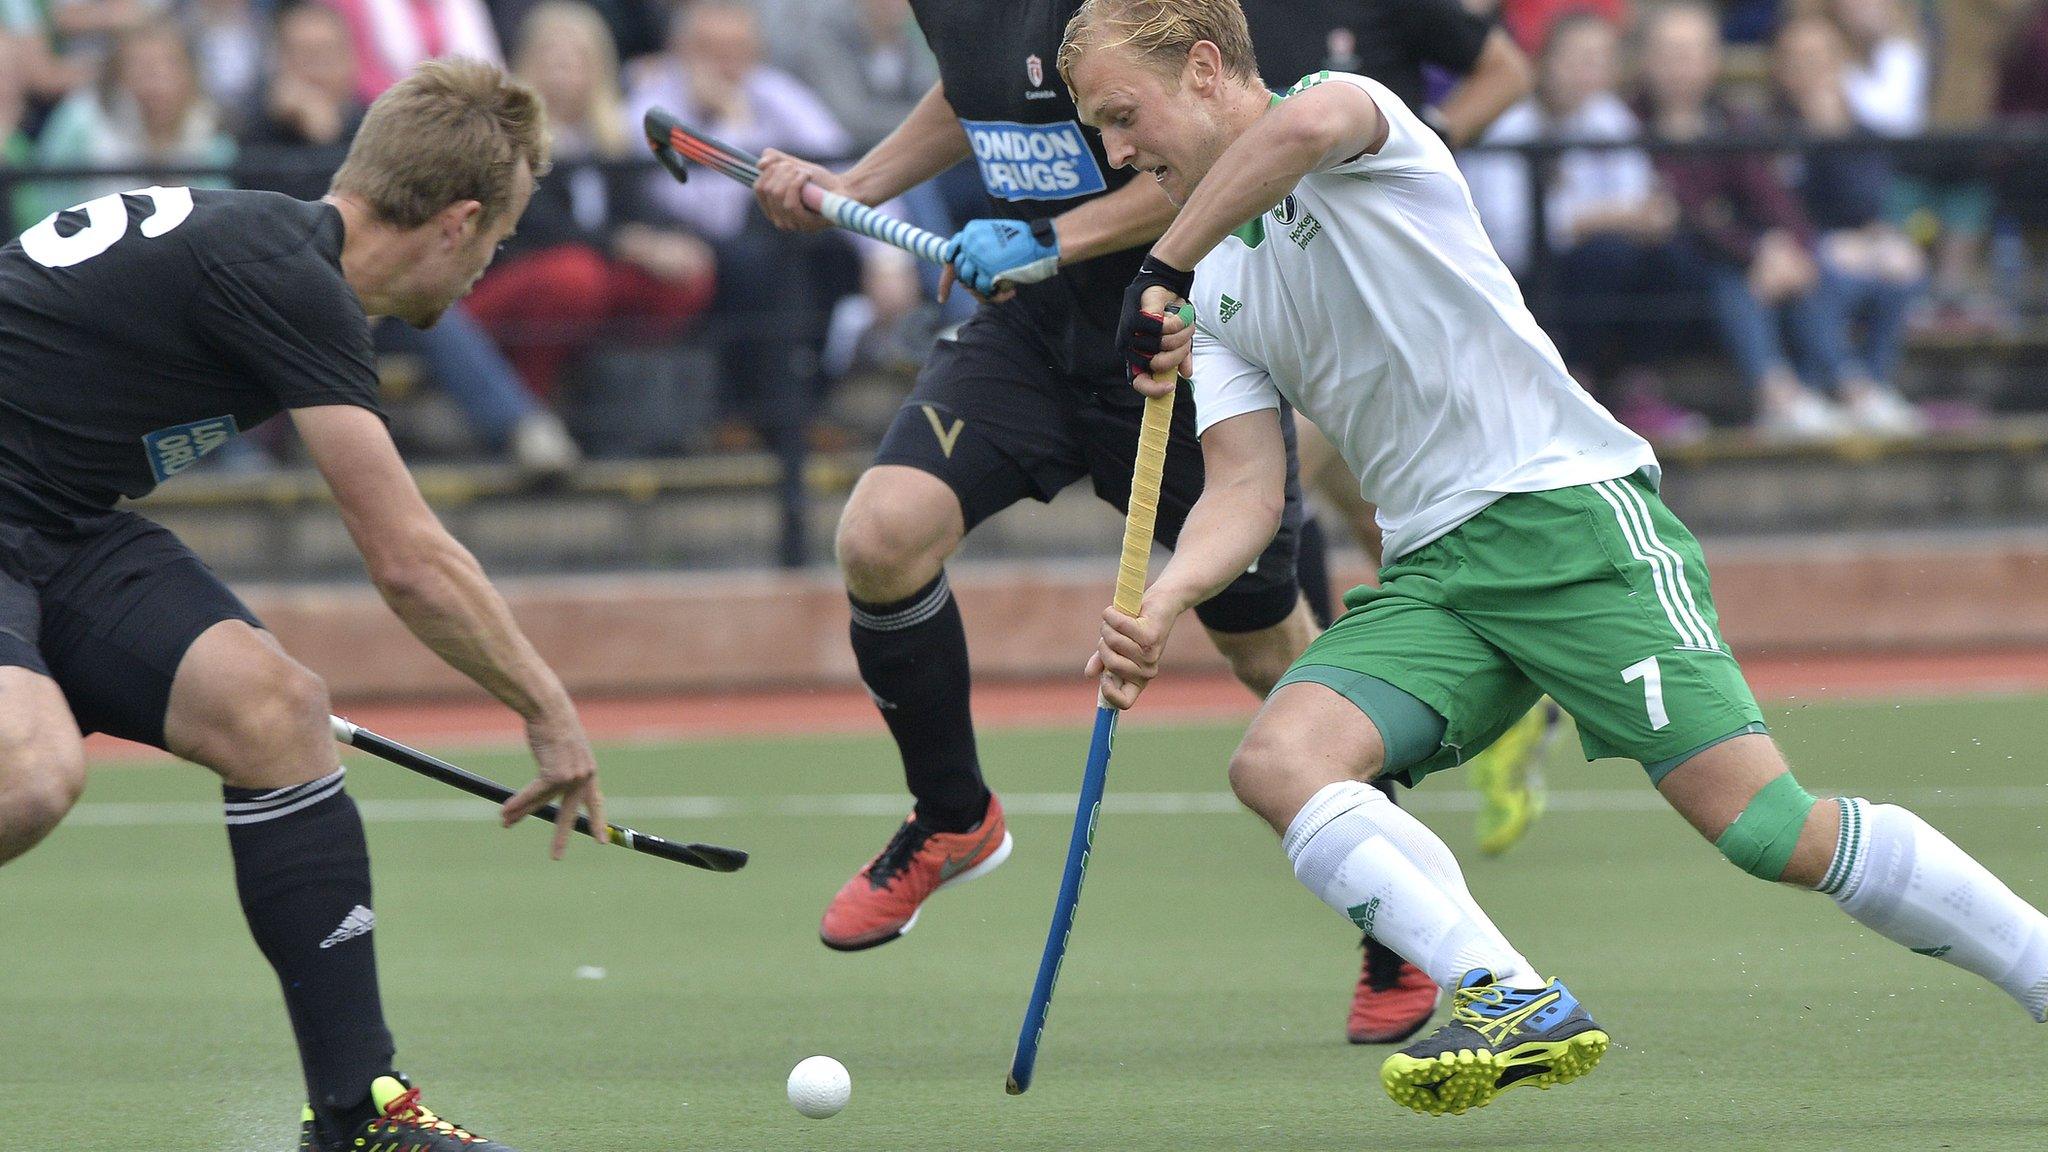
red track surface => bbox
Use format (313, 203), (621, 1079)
(82, 648), (2048, 761)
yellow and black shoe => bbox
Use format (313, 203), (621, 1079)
(1469, 700), (1561, 856)
(299, 1075), (517, 1151)
(1380, 969), (1608, 1116)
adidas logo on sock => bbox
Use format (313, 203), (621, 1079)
(320, 905), (375, 949)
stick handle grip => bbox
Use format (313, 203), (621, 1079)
(1113, 386), (1175, 617)
(804, 184), (954, 266)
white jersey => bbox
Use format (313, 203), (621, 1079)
(1188, 72), (1657, 560)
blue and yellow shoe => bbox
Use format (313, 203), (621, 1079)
(296, 1075), (518, 1151)
(1468, 701), (1561, 856)
(1380, 969), (1609, 1116)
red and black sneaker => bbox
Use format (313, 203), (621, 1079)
(299, 1076), (517, 1151)
(1347, 935), (1441, 1044)
(819, 794), (1013, 951)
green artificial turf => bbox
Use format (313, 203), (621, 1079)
(7, 694), (2047, 1150)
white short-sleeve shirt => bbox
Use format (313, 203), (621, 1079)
(1187, 71), (1658, 560)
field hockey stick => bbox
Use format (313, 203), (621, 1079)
(643, 107), (953, 267)
(329, 715), (749, 873)
(1007, 317), (1183, 1095)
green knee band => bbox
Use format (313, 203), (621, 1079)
(1715, 772), (1817, 881)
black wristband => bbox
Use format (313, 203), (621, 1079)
(1136, 253), (1195, 300)
(1030, 216), (1058, 248)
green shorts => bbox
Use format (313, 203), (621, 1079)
(1272, 472), (1766, 786)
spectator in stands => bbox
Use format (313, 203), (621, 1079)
(485, 0), (663, 65)
(773, 0), (932, 154)
(237, 0), (362, 198)
(26, 18), (234, 223)
(465, 0), (715, 401)
(625, 0), (859, 565)
(1993, 0), (2048, 306)
(47, 0), (169, 71)
(1640, 2), (1849, 439)
(320, 0), (501, 104)
(1, 33), (31, 235)
(1774, 15), (1927, 434)
(236, 1), (579, 474)
(184, 0), (263, 123)
(2, 3), (93, 103)
(1829, 0), (1927, 136)
(1910, 0), (2032, 330)
(1497, 0), (1629, 55)
(1464, 13), (1702, 441)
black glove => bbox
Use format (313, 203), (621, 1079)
(1118, 254), (1195, 381)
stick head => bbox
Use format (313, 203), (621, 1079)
(643, 108), (691, 184)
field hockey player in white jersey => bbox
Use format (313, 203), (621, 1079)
(1060, 0), (2048, 1118)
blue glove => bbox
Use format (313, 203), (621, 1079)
(945, 217), (1061, 296)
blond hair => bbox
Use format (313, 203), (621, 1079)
(330, 58), (552, 229)
(514, 1), (629, 159)
(1056, 0), (1259, 90)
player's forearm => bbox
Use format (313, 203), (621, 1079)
(1051, 177), (1178, 263)
(1145, 475), (1284, 621)
(841, 82), (974, 206)
(369, 532), (576, 726)
(1434, 30), (1533, 149)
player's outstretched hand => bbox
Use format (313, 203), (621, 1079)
(501, 710), (606, 859)
(940, 217), (1059, 302)
(1085, 597), (1179, 710)
(1120, 257), (1195, 396)
(754, 149), (842, 233)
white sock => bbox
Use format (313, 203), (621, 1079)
(1825, 798), (2048, 1021)
(1284, 780), (1542, 991)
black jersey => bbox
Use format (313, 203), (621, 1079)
(1240, 0), (1491, 113)
(910, 0), (1139, 384)
(0, 187), (381, 531)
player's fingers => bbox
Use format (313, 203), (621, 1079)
(1100, 672), (1140, 710)
(583, 781), (607, 848)
(500, 776), (552, 827)
(1131, 371), (1177, 398)
(1099, 626), (1148, 666)
(1084, 650), (1105, 678)
(550, 789), (577, 860)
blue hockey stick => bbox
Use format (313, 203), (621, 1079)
(1007, 381), (1177, 1095)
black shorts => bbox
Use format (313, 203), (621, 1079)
(875, 307), (1304, 633)
(0, 511), (260, 746)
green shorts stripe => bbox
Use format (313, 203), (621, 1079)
(1589, 478), (1720, 652)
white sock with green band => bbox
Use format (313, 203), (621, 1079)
(1825, 797), (2048, 1021)
(1285, 780), (1543, 992)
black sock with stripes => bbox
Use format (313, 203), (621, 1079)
(849, 570), (990, 833)
(224, 770), (395, 1141)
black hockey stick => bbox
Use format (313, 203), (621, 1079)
(330, 715), (749, 872)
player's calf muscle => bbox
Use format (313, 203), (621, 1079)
(1658, 734), (1840, 888)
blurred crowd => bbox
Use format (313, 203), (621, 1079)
(1465, 0), (2048, 442)
(1, 0), (2046, 468)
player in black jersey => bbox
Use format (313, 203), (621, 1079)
(751, 0), (1316, 955)
(0, 61), (597, 1152)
